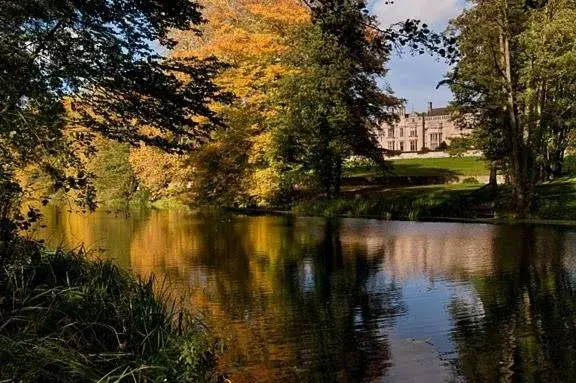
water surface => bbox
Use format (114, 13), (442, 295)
(35, 206), (576, 382)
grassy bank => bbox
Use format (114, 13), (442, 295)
(293, 183), (492, 220)
(391, 156), (489, 176)
(293, 179), (576, 222)
(0, 240), (218, 382)
(532, 178), (576, 220)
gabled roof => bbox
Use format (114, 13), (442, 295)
(427, 107), (450, 116)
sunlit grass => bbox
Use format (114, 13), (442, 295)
(346, 156), (490, 178)
(391, 157), (489, 176)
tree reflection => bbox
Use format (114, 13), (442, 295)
(450, 226), (576, 381)
(264, 220), (406, 381)
(37, 209), (576, 382)
(176, 218), (405, 381)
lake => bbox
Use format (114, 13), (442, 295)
(34, 206), (576, 382)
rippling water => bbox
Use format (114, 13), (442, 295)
(34, 206), (576, 382)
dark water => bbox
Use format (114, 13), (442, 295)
(35, 206), (576, 382)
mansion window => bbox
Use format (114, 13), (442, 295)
(409, 129), (417, 137)
(430, 133), (443, 149)
(388, 128), (394, 138)
(388, 141), (395, 151)
(399, 128), (404, 137)
(410, 140), (418, 151)
(399, 142), (405, 151)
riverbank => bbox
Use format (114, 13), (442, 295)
(287, 156), (576, 222)
(0, 238), (218, 382)
(228, 178), (576, 224)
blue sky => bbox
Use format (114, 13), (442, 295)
(369, 0), (467, 111)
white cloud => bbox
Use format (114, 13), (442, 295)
(369, 0), (464, 109)
(371, 0), (463, 28)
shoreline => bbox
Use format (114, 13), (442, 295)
(225, 207), (576, 227)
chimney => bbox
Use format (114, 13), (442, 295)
(428, 102), (433, 113)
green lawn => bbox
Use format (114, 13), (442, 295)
(346, 156), (490, 178)
(391, 157), (489, 176)
(532, 178), (576, 220)
(298, 176), (576, 221)
(372, 182), (482, 197)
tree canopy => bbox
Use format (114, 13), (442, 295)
(0, 0), (229, 174)
(447, 0), (576, 216)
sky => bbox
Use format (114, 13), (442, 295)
(369, 0), (467, 112)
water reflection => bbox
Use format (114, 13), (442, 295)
(35, 206), (576, 382)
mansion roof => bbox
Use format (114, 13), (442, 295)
(427, 107), (450, 117)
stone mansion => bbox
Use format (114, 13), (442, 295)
(377, 103), (471, 152)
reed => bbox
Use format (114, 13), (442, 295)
(0, 242), (219, 382)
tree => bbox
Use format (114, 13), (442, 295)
(273, 0), (454, 197)
(129, 146), (189, 202)
(88, 141), (137, 204)
(0, 0), (229, 216)
(447, 0), (576, 217)
(172, 0), (310, 205)
(272, 24), (399, 197)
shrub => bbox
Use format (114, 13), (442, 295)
(461, 177), (480, 184)
(563, 155), (576, 176)
(343, 157), (378, 173)
(437, 141), (449, 151)
(0, 243), (219, 382)
(88, 141), (138, 204)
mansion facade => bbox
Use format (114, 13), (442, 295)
(378, 103), (470, 152)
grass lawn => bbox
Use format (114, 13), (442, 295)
(391, 157), (489, 176)
(294, 182), (490, 219)
(346, 156), (490, 178)
(302, 158), (576, 221)
(532, 177), (576, 220)
(373, 182), (482, 197)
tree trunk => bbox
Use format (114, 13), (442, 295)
(333, 158), (342, 197)
(551, 151), (563, 178)
(489, 161), (498, 187)
(501, 26), (531, 218)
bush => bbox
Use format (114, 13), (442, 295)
(563, 155), (576, 176)
(437, 141), (449, 151)
(89, 141), (138, 204)
(292, 185), (499, 221)
(0, 243), (219, 382)
(461, 177), (480, 184)
(343, 157), (379, 174)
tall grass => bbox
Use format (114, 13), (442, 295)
(0, 241), (219, 382)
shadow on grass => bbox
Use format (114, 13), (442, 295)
(343, 165), (460, 189)
(533, 181), (576, 220)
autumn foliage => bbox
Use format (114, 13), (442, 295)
(171, 0), (311, 206)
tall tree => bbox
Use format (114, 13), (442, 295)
(272, 23), (401, 196)
(447, 0), (576, 217)
(274, 0), (450, 197)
